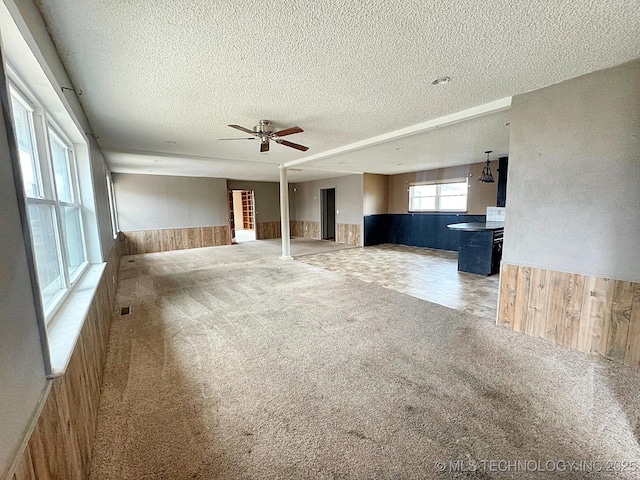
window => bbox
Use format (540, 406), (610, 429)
(9, 84), (88, 319)
(106, 171), (119, 238)
(409, 180), (468, 212)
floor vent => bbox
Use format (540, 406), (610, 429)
(120, 306), (131, 316)
(128, 259), (135, 263)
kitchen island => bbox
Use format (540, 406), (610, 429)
(447, 222), (504, 275)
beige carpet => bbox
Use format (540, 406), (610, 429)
(89, 240), (640, 479)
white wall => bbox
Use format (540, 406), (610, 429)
(503, 59), (640, 282)
(113, 173), (229, 230)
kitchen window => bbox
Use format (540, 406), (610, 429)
(409, 180), (468, 212)
(9, 83), (88, 320)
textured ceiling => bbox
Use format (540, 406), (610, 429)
(36, 0), (640, 181)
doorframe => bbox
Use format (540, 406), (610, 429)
(320, 187), (336, 241)
(227, 189), (235, 244)
(231, 189), (256, 242)
(240, 190), (255, 231)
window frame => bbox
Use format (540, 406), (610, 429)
(106, 170), (119, 239)
(8, 74), (89, 322)
(47, 120), (88, 283)
(408, 179), (469, 213)
(7, 88), (44, 198)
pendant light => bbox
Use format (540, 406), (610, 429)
(477, 150), (495, 183)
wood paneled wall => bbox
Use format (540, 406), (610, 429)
(256, 221), (281, 240)
(337, 223), (361, 246)
(123, 225), (230, 255)
(290, 220), (319, 240)
(10, 237), (123, 479)
(498, 263), (640, 369)
(290, 221), (359, 245)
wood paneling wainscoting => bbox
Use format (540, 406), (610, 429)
(123, 225), (230, 255)
(290, 220), (320, 240)
(498, 263), (640, 369)
(256, 221), (281, 240)
(10, 237), (124, 479)
(337, 223), (361, 246)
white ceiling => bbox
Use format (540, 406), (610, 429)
(35, 0), (640, 182)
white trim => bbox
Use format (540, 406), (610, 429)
(7, 82), (34, 111)
(284, 97), (512, 168)
(410, 177), (467, 186)
(7, 83), (44, 199)
(106, 170), (119, 238)
(46, 263), (107, 374)
(7, 64), (90, 324)
(409, 180), (468, 213)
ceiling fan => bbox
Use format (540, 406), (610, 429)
(219, 120), (309, 153)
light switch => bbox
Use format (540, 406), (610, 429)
(336, 210), (339, 214)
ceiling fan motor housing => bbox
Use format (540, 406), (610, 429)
(254, 120), (275, 137)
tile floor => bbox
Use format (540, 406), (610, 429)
(296, 243), (500, 321)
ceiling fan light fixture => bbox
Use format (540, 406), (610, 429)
(477, 150), (495, 183)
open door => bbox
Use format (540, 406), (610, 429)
(232, 190), (256, 242)
(227, 189), (235, 244)
(321, 188), (336, 241)
(241, 191), (255, 230)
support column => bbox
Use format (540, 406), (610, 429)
(279, 164), (292, 260)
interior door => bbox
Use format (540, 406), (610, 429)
(321, 188), (336, 241)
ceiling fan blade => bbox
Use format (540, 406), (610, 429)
(276, 139), (309, 152)
(218, 137), (255, 140)
(260, 141), (270, 153)
(273, 126), (303, 137)
(228, 124), (256, 135)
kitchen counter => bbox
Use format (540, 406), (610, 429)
(447, 222), (504, 276)
(446, 221), (505, 231)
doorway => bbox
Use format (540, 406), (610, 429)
(321, 188), (336, 241)
(232, 190), (256, 242)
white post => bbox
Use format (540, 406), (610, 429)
(279, 164), (292, 260)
